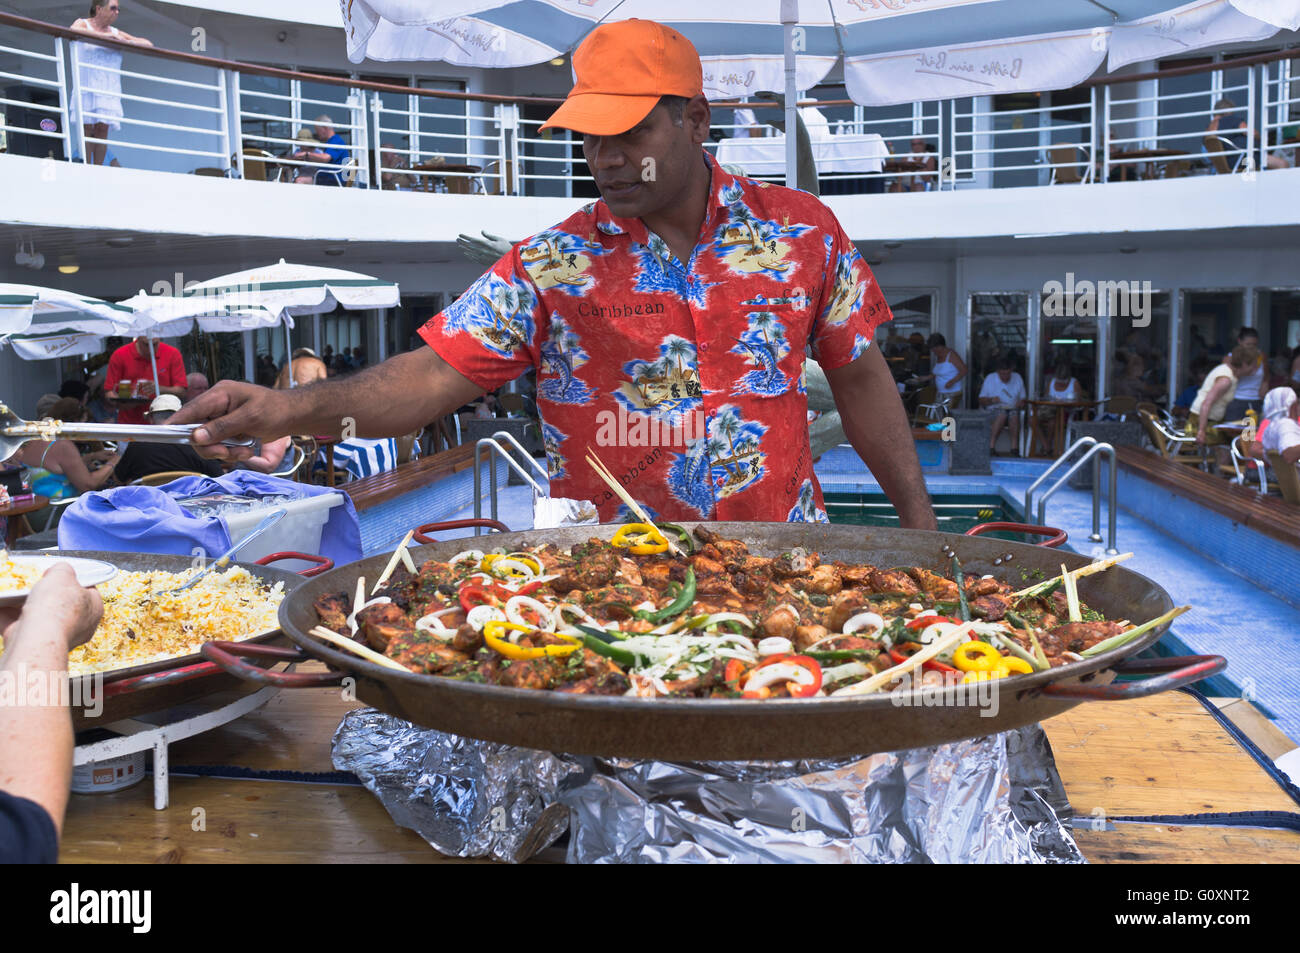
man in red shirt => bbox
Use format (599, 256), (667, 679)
(174, 20), (934, 528)
(103, 337), (188, 425)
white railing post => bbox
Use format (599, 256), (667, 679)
(1247, 63), (1257, 173)
(68, 38), (86, 162)
(232, 69), (246, 179)
(350, 88), (368, 187)
(54, 37), (73, 162)
(371, 93), (383, 189)
(1102, 84), (1111, 185)
(217, 67), (232, 173)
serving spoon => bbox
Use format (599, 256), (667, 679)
(148, 508), (286, 599)
(0, 403), (255, 461)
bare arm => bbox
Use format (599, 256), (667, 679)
(947, 350), (968, 386)
(0, 565), (103, 838)
(1195, 378), (1232, 442)
(48, 441), (117, 493)
(170, 346), (485, 460)
(824, 346), (937, 530)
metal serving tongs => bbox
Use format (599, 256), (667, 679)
(147, 508), (286, 600)
(0, 402), (255, 460)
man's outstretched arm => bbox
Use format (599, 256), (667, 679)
(170, 346), (485, 460)
(824, 345), (937, 530)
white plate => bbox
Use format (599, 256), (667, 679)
(0, 555), (119, 607)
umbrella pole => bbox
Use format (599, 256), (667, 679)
(284, 318), (294, 388)
(147, 335), (160, 396)
(782, 0), (798, 191)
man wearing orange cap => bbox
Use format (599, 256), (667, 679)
(174, 20), (935, 529)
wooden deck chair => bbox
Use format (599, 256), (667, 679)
(1049, 145), (1088, 184)
(1203, 135), (1245, 175)
(1267, 451), (1300, 504)
(1137, 409), (1203, 464)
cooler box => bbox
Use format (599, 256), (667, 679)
(58, 472), (362, 570)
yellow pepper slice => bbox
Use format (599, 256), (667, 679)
(1001, 656), (1034, 675)
(612, 523), (669, 555)
(960, 655), (1034, 683)
(483, 621), (580, 661)
(953, 640), (1004, 672)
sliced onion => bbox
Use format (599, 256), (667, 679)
(908, 602), (924, 612)
(499, 573), (560, 593)
(449, 550), (484, 568)
(803, 633), (844, 653)
(489, 557), (535, 579)
(506, 595), (557, 632)
(347, 596), (391, 635)
(701, 612), (754, 630)
(789, 546), (809, 572)
(842, 611), (885, 635)
(553, 603), (599, 634)
(465, 604), (506, 630)
(771, 603), (801, 622)
(822, 661), (872, 684)
(742, 662), (816, 694)
(757, 636), (793, 656)
(414, 607), (459, 640)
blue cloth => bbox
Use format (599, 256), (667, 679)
(57, 472), (361, 565)
(0, 790), (57, 864)
(323, 133), (347, 167)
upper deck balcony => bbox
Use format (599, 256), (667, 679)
(2, 9), (1299, 247)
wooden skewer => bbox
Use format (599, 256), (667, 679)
(353, 576), (366, 613)
(585, 448), (685, 557)
(309, 625), (409, 672)
(372, 530), (415, 595)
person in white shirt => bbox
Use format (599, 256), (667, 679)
(979, 357), (1027, 455)
(1260, 386), (1300, 469)
(1224, 328), (1265, 419)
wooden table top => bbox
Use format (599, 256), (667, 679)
(0, 494), (49, 518)
(1112, 148), (1186, 160)
(412, 161), (481, 174)
(56, 667), (1300, 863)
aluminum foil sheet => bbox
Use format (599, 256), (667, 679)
(332, 709), (1083, 864)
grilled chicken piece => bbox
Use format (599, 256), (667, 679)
(497, 656), (565, 690)
(907, 567), (959, 601)
(356, 602), (414, 652)
(757, 605), (799, 640)
(827, 590), (870, 632)
(450, 622), (483, 654)
(770, 550), (820, 579)
(636, 559), (677, 592)
(970, 593), (1011, 622)
(557, 652), (631, 695)
(1043, 621), (1125, 656)
(967, 576), (1004, 598)
(314, 593), (350, 634)
(550, 542), (621, 592)
(838, 564), (878, 589)
(570, 584), (659, 618)
(805, 564), (843, 594)
(616, 557), (643, 587)
(866, 569), (920, 595)
(384, 631), (468, 673)
(661, 657), (729, 697)
(793, 624), (829, 651)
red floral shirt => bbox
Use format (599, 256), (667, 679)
(420, 153), (891, 523)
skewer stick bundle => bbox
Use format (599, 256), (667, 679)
(373, 530), (415, 595)
(308, 625), (409, 671)
(585, 448), (685, 557)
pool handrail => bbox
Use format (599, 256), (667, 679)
(1032, 441), (1119, 555)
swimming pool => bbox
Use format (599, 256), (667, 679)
(823, 490), (1037, 543)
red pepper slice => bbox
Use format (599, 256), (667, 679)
(905, 614), (957, 631)
(742, 654), (823, 698)
(724, 658), (750, 686)
(513, 580), (548, 597)
(458, 583), (506, 613)
(889, 647), (959, 675)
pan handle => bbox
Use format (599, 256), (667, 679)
(200, 641), (344, 687)
(1040, 654), (1226, 700)
(412, 518), (510, 544)
(254, 551), (334, 577)
(965, 522), (1068, 548)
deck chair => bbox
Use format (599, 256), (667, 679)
(1267, 452), (1300, 504)
(1219, 435), (1265, 491)
(912, 385), (945, 425)
(269, 441), (306, 480)
(241, 148), (282, 183)
(1048, 145), (1090, 184)
(1137, 409), (1203, 464)
(485, 159), (515, 195)
(1203, 135), (1245, 175)
(444, 172), (473, 194)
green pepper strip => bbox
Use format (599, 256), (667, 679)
(576, 625), (638, 667)
(1004, 609), (1033, 631)
(655, 522), (695, 555)
(806, 649), (883, 662)
(636, 568), (697, 624)
(952, 556), (971, 622)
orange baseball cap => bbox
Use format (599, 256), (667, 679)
(540, 20), (703, 136)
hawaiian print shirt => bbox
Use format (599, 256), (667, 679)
(419, 153), (891, 523)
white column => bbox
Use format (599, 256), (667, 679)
(242, 330), (254, 382)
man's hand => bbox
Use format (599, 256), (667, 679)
(168, 381), (296, 461)
(457, 231), (514, 266)
(0, 564), (103, 652)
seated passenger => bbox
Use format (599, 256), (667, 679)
(113, 395), (224, 484)
(6, 398), (120, 500)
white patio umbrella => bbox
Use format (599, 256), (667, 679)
(177, 260), (401, 387)
(116, 290), (286, 394)
(342, 0), (1300, 186)
(0, 330), (106, 361)
(0, 283), (135, 338)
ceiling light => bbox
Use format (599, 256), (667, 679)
(549, 57), (566, 67)
(323, 246), (346, 256)
(105, 236), (135, 248)
(28, 252), (45, 270)
(58, 255), (79, 275)
(883, 241), (903, 249)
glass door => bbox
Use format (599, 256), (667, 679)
(1255, 288), (1300, 371)
(1109, 291), (1171, 405)
(1038, 297), (1098, 405)
(1178, 289), (1243, 394)
(968, 292), (1030, 409)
